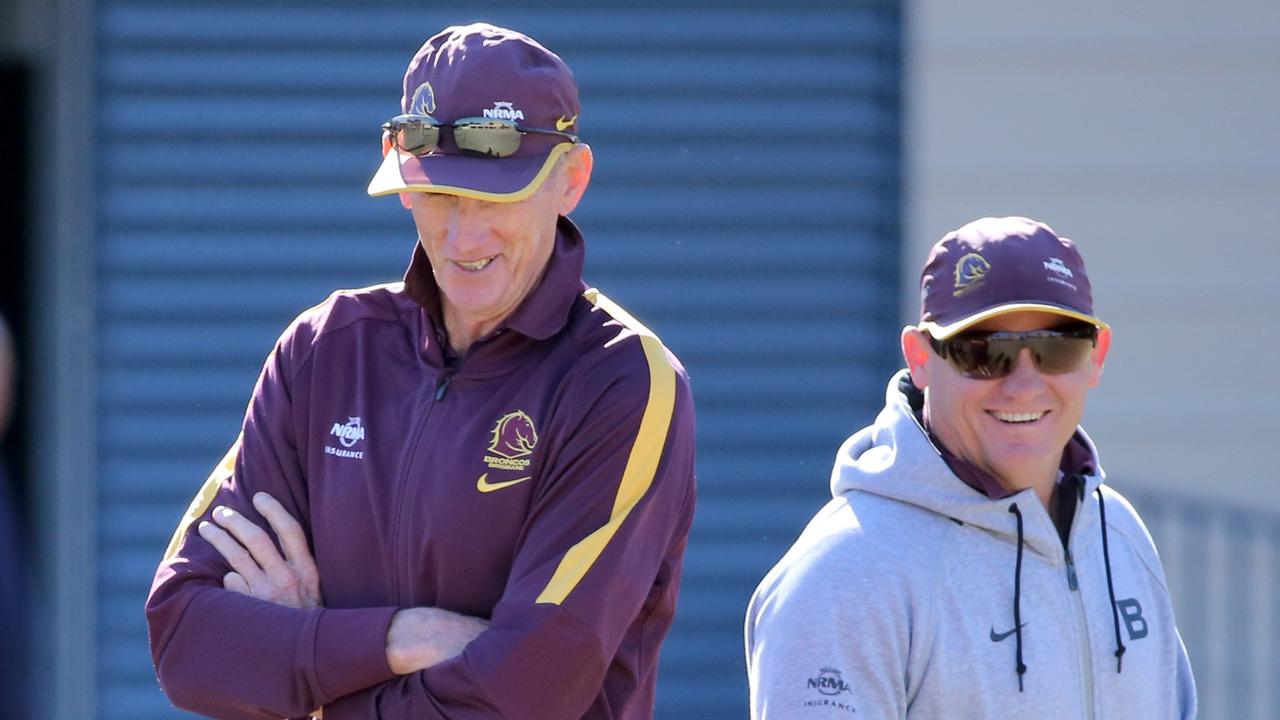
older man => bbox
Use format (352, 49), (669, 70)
(147, 23), (696, 720)
(746, 217), (1195, 718)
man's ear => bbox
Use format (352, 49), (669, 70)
(1088, 327), (1112, 388)
(901, 326), (932, 389)
(556, 144), (593, 216)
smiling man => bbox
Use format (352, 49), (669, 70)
(745, 217), (1195, 718)
(146, 23), (696, 720)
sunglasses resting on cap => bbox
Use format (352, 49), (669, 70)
(384, 114), (580, 159)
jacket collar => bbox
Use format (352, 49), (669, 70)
(403, 216), (586, 344)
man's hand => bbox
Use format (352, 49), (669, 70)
(386, 607), (489, 674)
(198, 492), (323, 609)
(198, 491), (488, 684)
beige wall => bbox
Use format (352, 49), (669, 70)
(905, 0), (1280, 509)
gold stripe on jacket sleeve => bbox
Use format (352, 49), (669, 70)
(535, 290), (678, 605)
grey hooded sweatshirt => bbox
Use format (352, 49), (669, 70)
(745, 371), (1196, 719)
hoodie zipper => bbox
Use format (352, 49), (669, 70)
(1065, 546), (1095, 719)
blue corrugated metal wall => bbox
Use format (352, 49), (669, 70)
(95, 2), (901, 717)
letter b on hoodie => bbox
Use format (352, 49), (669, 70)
(1118, 598), (1149, 640)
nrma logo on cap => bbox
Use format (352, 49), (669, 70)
(483, 101), (525, 121)
(1043, 257), (1074, 278)
(409, 82), (436, 115)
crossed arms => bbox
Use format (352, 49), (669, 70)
(199, 493), (488, 678)
(145, 325), (697, 719)
(195, 492), (487, 718)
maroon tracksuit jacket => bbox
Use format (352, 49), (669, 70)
(146, 218), (697, 719)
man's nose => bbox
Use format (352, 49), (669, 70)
(443, 199), (491, 251)
(1000, 347), (1046, 396)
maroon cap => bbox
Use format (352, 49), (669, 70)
(367, 23), (581, 202)
(918, 216), (1108, 339)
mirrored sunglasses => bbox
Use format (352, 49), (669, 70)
(382, 114), (579, 159)
(928, 323), (1099, 379)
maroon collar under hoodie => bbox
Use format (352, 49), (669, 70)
(899, 372), (1095, 546)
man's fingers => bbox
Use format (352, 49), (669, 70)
(252, 493), (313, 568)
(198, 521), (269, 590)
(252, 493), (323, 606)
(223, 571), (252, 595)
(211, 505), (290, 578)
(198, 501), (323, 609)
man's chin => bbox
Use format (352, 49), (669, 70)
(439, 286), (510, 320)
(987, 449), (1065, 485)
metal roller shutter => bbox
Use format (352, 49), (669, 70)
(95, 2), (901, 717)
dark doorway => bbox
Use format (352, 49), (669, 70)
(0, 55), (30, 720)
(0, 59), (30, 522)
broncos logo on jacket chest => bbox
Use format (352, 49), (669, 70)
(484, 410), (539, 472)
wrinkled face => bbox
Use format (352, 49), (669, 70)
(409, 180), (562, 335)
(905, 311), (1110, 490)
(406, 148), (591, 341)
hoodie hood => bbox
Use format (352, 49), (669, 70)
(831, 369), (1106, 562)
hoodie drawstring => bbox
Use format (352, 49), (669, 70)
(1095, 489), (1127, 673)
(1005, 484), (1126, 690)
(1007, 503), (1027, 692)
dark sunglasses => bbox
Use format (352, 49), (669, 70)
(928, 323), (1099, 379)
(382, 114), (579, 158)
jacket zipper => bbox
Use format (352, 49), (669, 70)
(388, 366), (455, 602)
(1065, 550), (1094, 720)
(435, 369), (455, 400)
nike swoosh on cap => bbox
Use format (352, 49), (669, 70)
(555, 115), (577, 131)
(476, 473), (533, 493)
(990, 623), (1027, 643)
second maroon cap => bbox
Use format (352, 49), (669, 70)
(918, 216), (1109, 338)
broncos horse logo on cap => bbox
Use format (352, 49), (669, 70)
(953, 252), (991, 296)
(409, 81), (436, 115)
(487, 410), (538, 459)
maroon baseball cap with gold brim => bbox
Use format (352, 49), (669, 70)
(367, 23), (581, 203)
(918, 216), (1110, 339)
